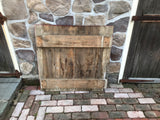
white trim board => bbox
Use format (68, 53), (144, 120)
(0, 1), (20, 71)
(118, 0), (139, 82)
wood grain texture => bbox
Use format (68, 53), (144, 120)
(35, 25), (113, 37)
(36, 25), (113, 90)
(41, 79), (106, 91)
(0, 25), (14, 72)
(123, 0), (160, 79)
(142, 20), (160, 22)
(124, 23), (160, 78)
(40, 48), (111, 79)
(36, 35), (111, 48)
(74, 48), (103, 78)
(37, 48), (44, 79)
(41, 48), (74, 79)
(102, 48), (111, 78)
(136, 0), (160, 16)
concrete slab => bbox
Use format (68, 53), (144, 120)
(0, 102), (8, 117)
(0, 83), (19, 101)
(0, 78), (21, 83)
(0, 78), (22, 119)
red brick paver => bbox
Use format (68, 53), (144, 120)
(18, 109), (30, 120)
(138, 98), (156, 104)
(91, 99), (107, 104)
(36, 107), (46, 120)
(82, 105), (98, 111)
(41, 100), (57, 106)
(12, 102), (24, 117)
(64, 106), (81, 112)
(127, 111), (145, 118)
(58, 100), (73, 106)
(128, 93), (144, 98)
(9, 84), (160, 120)
(46, 106), (63, 113)
(24, 96), (35, 109)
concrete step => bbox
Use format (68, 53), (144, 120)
(0, 78), (22, 120)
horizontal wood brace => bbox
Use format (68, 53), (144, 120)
(36, 35), (111, 48)
(42, 78), (106, 81)
(132, 15), (160, 22)
(40, 79), (106, 90)
(35, 25), (113, 37)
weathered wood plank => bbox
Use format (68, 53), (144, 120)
(142, 20), (160, 22)
(43, 48), (53, 78)
(74, 49), (98, 78)
(41, 79), (106, 90)
(0, 25), (14, 72)
(124, 0), (160, 78)
(136, 0), (160, 16)
(42, 48), (75, 79)
(125, 23), (160, 78)
(35, 25), (113, 37)
(37, 48), (44, 80)
(104, 36), (112, 47)
(42, 48), (57, 78)
(36, 25), (113, 90)
(59, 48), (75, 78)
(74, 48), (107, 78)
(36, 35), (111, 48)
(102, 48), (111, 78)
(132, 15), (160, 22)
(40, 48), (111, 79)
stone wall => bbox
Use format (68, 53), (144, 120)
(2, 0), (132, 82)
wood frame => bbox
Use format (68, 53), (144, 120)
(36, 25), (113, 90)
(118, 0), (139, 82)
(0, 1), (19, 71)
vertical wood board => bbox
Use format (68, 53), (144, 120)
(40, 48), (110, 79)
(124, 23), (160, 78)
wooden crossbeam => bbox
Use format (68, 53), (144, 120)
(120, 79), (154, 83)
(132, 15), (160, 22)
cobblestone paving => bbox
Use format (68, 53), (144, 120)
(9, 84), (160, 120)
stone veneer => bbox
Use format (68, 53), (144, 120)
(2, 0), (132, 82)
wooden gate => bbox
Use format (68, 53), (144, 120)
(36, 25), (113, 90)
(120, 0), (160, 83)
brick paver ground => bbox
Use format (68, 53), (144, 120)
(8, 83), (160, 120)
